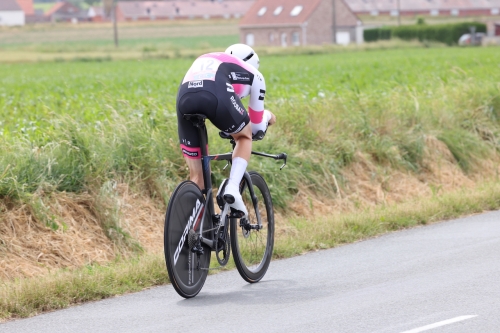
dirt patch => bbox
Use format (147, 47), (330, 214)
(0, 194), (115, 280)
(115, 184), (165, 254)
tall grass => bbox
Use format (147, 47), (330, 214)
(1, 48), (500, 206)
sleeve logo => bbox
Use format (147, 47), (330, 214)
(230, 72), (250, 82)
(259, 89), (266, 101)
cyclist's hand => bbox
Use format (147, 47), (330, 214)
(252, 110), (275, 141)
(266, 110), (276, 126)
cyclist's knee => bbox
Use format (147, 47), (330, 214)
(232, 123), (252, 141)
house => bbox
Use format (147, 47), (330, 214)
(485, 20), (500, 35)
(239, 0), (362, 47)
(0, 0), (25, 26)
(45, 1), (87, 22)
(16, 0), (34, 16)
(348, 0), (500, 18)
(483, 20), (500, 44)
(16, 0), (40, 23)
(88, 6), (107, 22)
(115, 1), (253, 21)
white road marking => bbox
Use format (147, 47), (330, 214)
(400, 315), (478, 333)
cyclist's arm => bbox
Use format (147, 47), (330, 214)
(248, 71), (270, 135)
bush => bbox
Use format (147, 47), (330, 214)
(364, 28), (392, 42)
(364, 22), (487, 45)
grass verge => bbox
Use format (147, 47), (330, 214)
(2, 180), (500, 321)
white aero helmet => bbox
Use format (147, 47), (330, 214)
(225, 44), (260, 70)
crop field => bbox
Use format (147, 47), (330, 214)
(0, 20), (239, 62)
(0, 21), (238, 49)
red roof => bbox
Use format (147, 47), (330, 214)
(240, 0), (323, 26)
(16, 0), (34, 15)
(44, 2), (66, 17)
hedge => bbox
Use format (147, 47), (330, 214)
(363, 22), (487, 45)
(364, 28), (392, 42)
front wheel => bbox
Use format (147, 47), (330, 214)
(164, 181), (210, 298)
(231, 171), (274, 283)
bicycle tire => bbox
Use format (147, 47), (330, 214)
(230, 171), (274, 283)
(164, 181), (211, 298)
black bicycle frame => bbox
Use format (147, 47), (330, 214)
(185, 114), (287, 250)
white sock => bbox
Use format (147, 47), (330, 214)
(228, 157), (248, 188)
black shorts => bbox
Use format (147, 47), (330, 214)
(176, 79), (250, 158)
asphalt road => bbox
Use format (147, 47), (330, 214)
(2, 211), (499, 333)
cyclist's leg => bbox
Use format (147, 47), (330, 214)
(184, 157), (203, 190)
(231, 124), (252, 161)
(226, 125), (252, 213)
(176, 86), (217, 190)
(211, 90), (251, 216)
(177, 112), (204, 189)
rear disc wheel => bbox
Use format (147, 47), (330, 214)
(164, 181), (210, 298)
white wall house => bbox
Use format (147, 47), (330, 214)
(0, 0), (25, 26)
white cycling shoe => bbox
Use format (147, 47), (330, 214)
(223, 182), (248, 218)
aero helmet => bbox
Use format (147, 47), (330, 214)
(225, 44), (260, 70)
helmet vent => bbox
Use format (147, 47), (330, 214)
(243, 52), (254, 62)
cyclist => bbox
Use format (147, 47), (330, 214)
(176, 44), (276, 218)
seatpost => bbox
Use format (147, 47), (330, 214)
(193, 119), (212, 192)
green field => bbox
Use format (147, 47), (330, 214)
(0, 34), (239, 52)
(1, 47), (499, 202)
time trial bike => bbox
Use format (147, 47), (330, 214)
(164, 114), (287, 298)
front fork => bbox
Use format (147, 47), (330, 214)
(240, 172), (263, 228)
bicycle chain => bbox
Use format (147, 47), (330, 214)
(201, 226), (219, 233)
